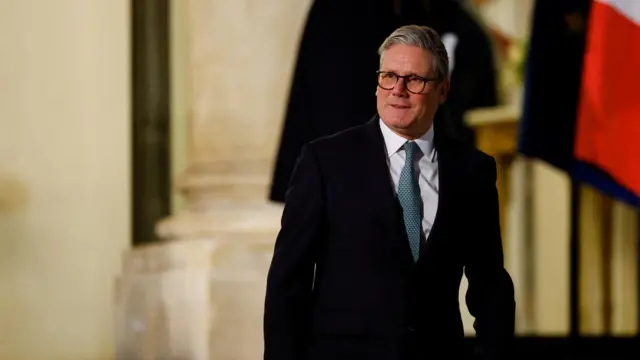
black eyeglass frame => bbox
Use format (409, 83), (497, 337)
(376, 70), (440, 94)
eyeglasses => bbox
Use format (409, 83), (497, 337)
(376, 70), (438, 94)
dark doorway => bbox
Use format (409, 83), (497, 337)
(131, 0), (171, 245)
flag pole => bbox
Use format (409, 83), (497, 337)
(569, 179), (581, 337)
(637, 210), (640, 335)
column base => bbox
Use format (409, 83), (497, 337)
(115, 201), (283, 360)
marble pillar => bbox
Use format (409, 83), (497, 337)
(115, 0), (312, 359)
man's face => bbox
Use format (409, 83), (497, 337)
(376, 44), (448, 139)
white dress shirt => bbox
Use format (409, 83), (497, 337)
(379, 118), (439, 241)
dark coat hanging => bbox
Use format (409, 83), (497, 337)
(269, 0), (498, 202)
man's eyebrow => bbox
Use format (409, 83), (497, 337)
(381, 70), (429, 77)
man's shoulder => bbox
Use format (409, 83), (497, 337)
(462, 143), (495, 166)
(307, 122), (371, 152)
(447, 138), (496, 179)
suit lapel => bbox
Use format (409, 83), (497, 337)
(361, 116), (415, 265)
(361, 115), (399, 216)
(418, 137), (455, 262)
(417, 117), (462, 264)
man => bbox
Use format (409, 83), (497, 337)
(264, 25), (515, 360)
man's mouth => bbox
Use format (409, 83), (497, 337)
(390, 104), (410, 109)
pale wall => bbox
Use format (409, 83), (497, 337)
(0, 1), (130, 359)
(478, 0), (534, 39)
(531, 161), (571, 334)
(170, 0), (190, 215)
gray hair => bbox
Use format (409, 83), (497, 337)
(378, 25), (449, 82)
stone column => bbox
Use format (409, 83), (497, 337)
(115, 0), (312, 359)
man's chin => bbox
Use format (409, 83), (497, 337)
(385, 117), (414, 129)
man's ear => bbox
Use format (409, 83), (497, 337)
(438, 79), (450, 104)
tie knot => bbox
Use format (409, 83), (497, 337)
(404, 141), (420, 159)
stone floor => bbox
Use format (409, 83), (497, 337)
(462, 337), (640, 359)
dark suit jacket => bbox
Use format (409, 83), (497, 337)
(264, 116), (515, 360)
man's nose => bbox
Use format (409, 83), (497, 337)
(392, 79), (409, 96)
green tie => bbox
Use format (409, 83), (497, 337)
(397, 141), (422, 262)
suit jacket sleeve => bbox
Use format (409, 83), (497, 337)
(264, 143), (324, 360)
(464, 155), (516, 360)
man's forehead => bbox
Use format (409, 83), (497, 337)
(381, 56), (434, 77)
(382, 45), (434, 67)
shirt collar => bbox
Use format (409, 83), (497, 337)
(379, 117), (435, 160)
